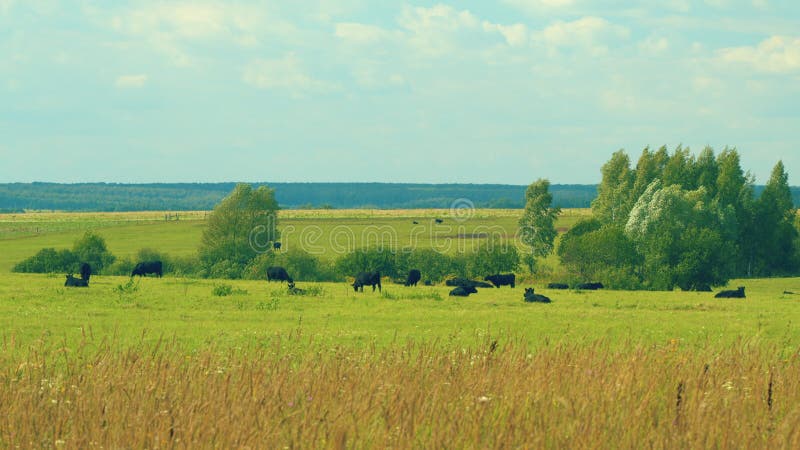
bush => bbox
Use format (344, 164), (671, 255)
(464, 238), (519, 278)
(13, 248), (78, 274)
(335, 247), (398, 279)
(212, 283), (248, 296)
(105, 256), (136, 276)
(207, 260), (245, 279)
(72, 232), (115, 272)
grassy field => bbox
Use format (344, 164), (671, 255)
(2, 209), (800, 447)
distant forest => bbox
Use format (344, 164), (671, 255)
(0, 182), (797, 212)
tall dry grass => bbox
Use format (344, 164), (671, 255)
(1, 337), (798, 449)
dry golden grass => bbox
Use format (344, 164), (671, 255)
(2, 337), (798, 449)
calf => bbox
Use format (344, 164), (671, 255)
(405, 269), (421, 287)
(547, 282), (569, 290)
(266, 266), (293, 283)
(484, 273), (516, 288)
(449, 286), (477, 297)
(131, 261), (163, 277)
(524, 288), (551, 303)
(353, 271), (381, 292)
(715, 286), (745, 298)
(287, 281), (306, 295)
(273, 242), (282, 250)
(64, 274), (89, 287)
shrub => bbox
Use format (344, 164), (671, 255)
(335, 247), (398, 279)
(72, 232), (115, 272)
(13, 248), (78, 274)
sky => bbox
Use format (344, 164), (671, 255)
(1, 1), (798, 185)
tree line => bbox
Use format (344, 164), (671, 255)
(557, 146), (799, 290)
(0, 182), (598, 211)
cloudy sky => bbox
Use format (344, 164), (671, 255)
(1, 1), (798, 184)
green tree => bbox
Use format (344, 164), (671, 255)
(694, 147), (719, 197)
(72, 231), (115, 272)
(466, 238), (519, 278)
(754, 161), (798, 275)
(592, 150), (634, 223)
(518, 179), (561, 271)
(625, 181), (736, 290)
(662, 145), (696, 189)
(199, 184), (279, 273)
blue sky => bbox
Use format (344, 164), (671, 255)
(1, 0), (798, 184)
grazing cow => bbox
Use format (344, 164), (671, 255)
(445, 278), (493, 289)
(273, 242), (282, 250)
(405, 269), (421, 287)
(524, 288), (551, 303)
(266, 266), (293, 284)
(484, 273), (516, 288)
(434, 218), (444, 224)
(576, 282), (603, 290)
(79, 262), (92, 282)
(287, 281), (306, 295)
(547, 283), (569, 290)
(449, 285), (477, 297)
(131, 261), (163, 278)
(64, 274), (89, 287)
(353, 271), (382, 292)
(715, 286), (745, 298)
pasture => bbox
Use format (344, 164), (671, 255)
(2, 209), (800, 447)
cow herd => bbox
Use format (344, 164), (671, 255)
(59, 260), (749, 302)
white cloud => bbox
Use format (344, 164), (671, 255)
(639, 36), (669, 54)
(243, 55), (338, 94)
(718, 35), (800, 73)
(335, 22), (398, 45)
(115, 74), (148, 88)
(111, 3), (261, 40)
(535, 17), (629, 54)
(482, 22), (528, 47)
(504, 0), (576, 13)
(398, 4), (482, 56)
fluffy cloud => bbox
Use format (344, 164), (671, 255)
(115, 74), (148, 88)
(504, 0), (576, 12)
(335, 22), (398, 45)
(482, 22), (528, 47)
(535, 17), (629, 54)
(243, 55), (338, 94)
(718, 35), (800, 73)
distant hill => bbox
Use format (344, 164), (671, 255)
(0, 182), (797, 212)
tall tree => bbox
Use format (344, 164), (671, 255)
(754, 161), (798, 275)
(199, 184), (279, 273)
(518, 179), (561, 271)
(715, 148), (756, 274)
(592, 150), (634, 224)
(662, 145), (696, 189)
(694, 146), (719, 197)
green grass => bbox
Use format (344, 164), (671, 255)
(2, 272), (799, 355)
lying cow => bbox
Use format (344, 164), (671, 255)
(131, 261), (163, 277)
(353, 271), (381, 292)
(405, 269), (421, 287)
(547, 283), (569, 290)
(576, 282), (603, 290)
(523, 288), (551, 303)
(266, 266), (293, 283)
(64, 274), (89, 287)
(287, 281), (306, 295)
(715, 287), (745, 298)
(449, 285), (477, 297)
(485, 273), (515, 288)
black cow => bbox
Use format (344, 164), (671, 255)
(715, 286), (745, 298)
(547, 283), (569, 290)
(524, 288), (551, 303)
(353, 271), (381, 292)
(434, 218), (444, 224)
(266, 266), (293, 283)
(445, 278), (493, 289)
(64, 274), (89, 287)
(131, 261), (163, 277)
(273, 242), (282, 250)
(449, 285), (477, 297)
(485, 273), (516, 288)
(405, 269), (421, 287)
(412, 221), (419, 224)
(423, 280), (433, 286)
(576, 282), (603, 290)
(79, 262), (92, 282)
